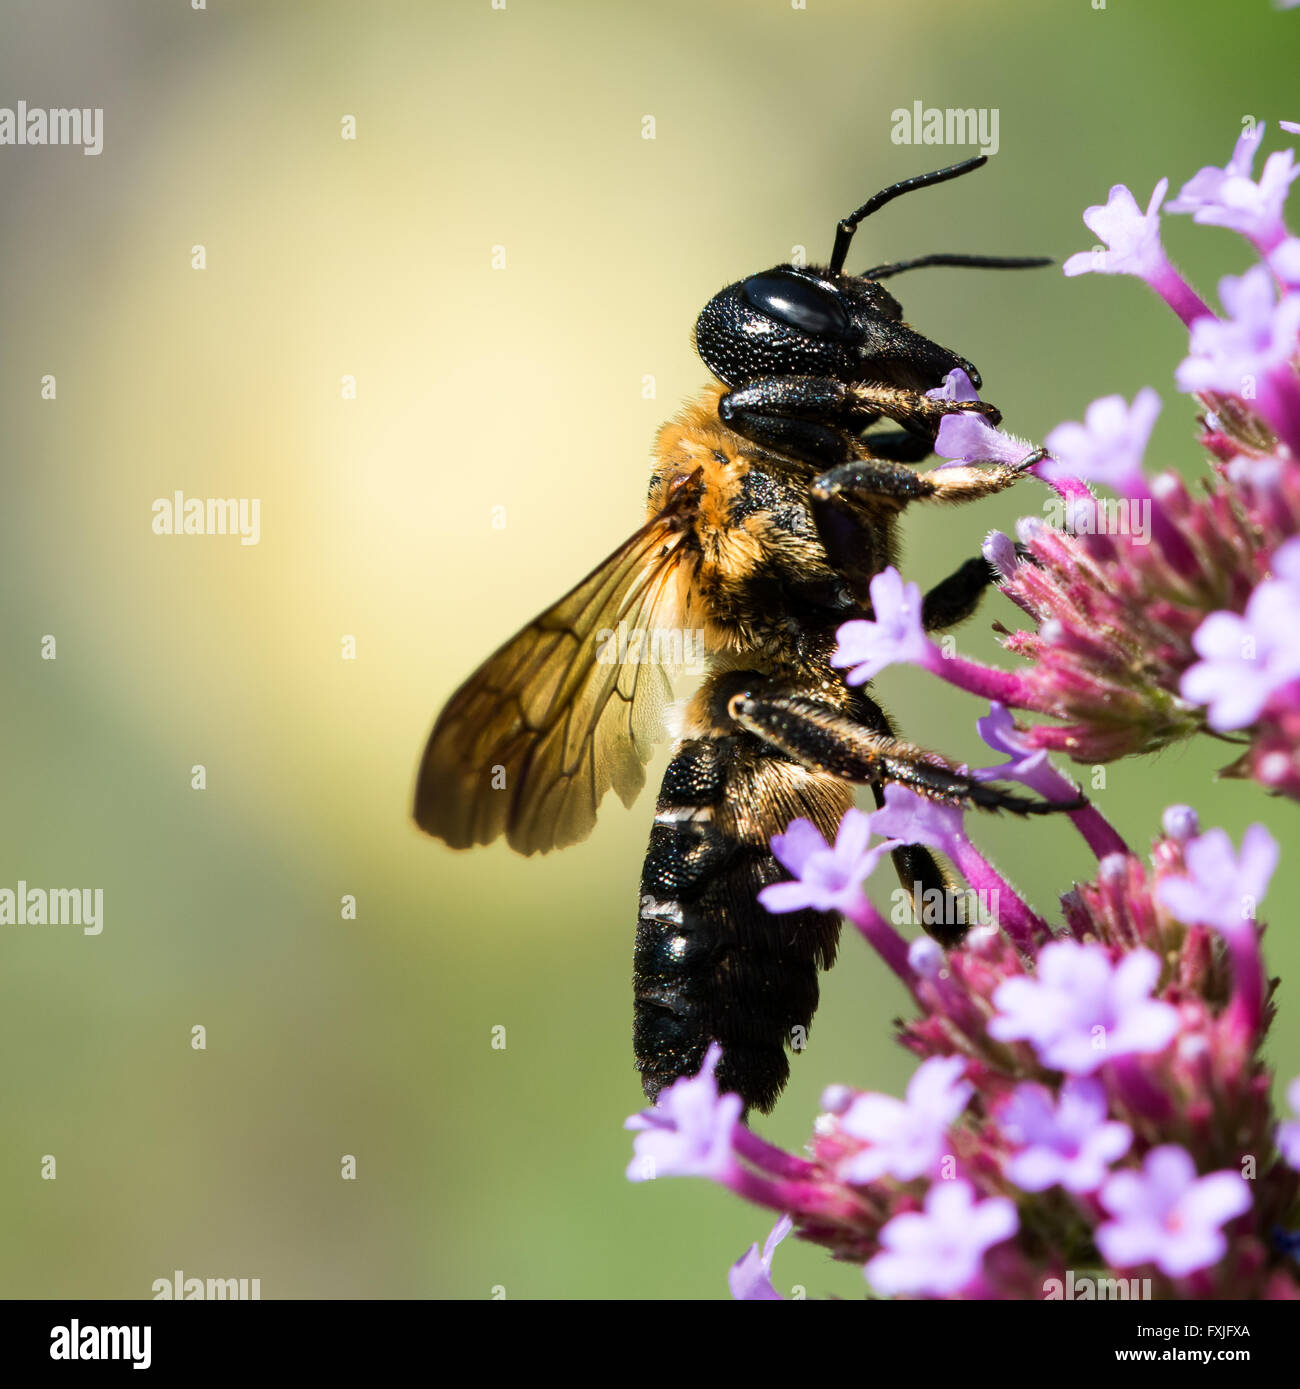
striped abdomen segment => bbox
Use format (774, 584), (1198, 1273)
(633, 733), (850, 1114)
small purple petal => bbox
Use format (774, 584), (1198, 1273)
(1064, 180), (1170, 281)
(1278, 1076), (1300, 1169)
(1180, 539), (1300, 731)
(831, 568), (931, 682)
(1039, 388), (1161, 496)
(990, 941), (1177, 1074)
(839, 1056), (972, 1184)
(625, 1043), (742, 1182)
(866, 1181), (1017, 1296)
(982, 529), (1020, 580)
(1161, 804), (1200, 841)
(999, 1077), (1133, 1195)
(908, 935), (946, 980)
(1097, 1145), (1252, 1277)
(761, 808), (898, 917)
(925, 367), (982, 403)
(1157, 823), (1278, 937)
(934, 412), (1033, 466)
(729, 1214), (792, 1300)
(867, 783), (965, 855)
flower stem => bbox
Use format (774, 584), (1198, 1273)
(1150, 265), (1213, 328)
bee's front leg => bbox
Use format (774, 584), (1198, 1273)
(716, 376), (1003, 471)
(847, 380), (1003, 436)
(716, 375), (858, 467)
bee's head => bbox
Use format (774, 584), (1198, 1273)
(693, 156), (1050, 395)
(692, 263), (980, 393)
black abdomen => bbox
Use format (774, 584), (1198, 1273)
(633, 734), (850, 1114)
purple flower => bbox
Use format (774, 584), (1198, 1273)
(831, 568), (931, 682)
(1174, 266), (1300, 454)
(625, 1043), (742, 1182)
(1270, 236), (1300, 289)
(907, 935), (946, 980)
(837, 572), (1041, 715)
(1157, 823), (1278, 938)
(925, 366), (981, 404)
(1278, 1076), (1300, 1169)
(1096, 1146), (1253, 1277)
(1063, 181), (1211, 326)
(989, 941), (1178, 1074)
(865, 1180), (1018, 1296)
(1168, 125), (1265, 216)
(729, 1215), (792, 1300)
(974, 702), (1055, 790)
(759, 808), (897, 916)
(1168, 125), (1298, 254)
(867, 779), (1059, 952)
(982, 529), (1019, 580)
(977, 706), (1124, 863)
(838, 1056), (973, 1184)
(867, 782), (964, 855)
(1038, 388), (1161, 496)
(933, 411), (1033, 467)
(820, 1084), (854, 1115)
(926, 368), (1036, 469)
(1161, 804), (1200, 842)
(998, 1078), (1132, 1194)
(1180, 538), (1300, 731)
(1064, 180), (1171, 283)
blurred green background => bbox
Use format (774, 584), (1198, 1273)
(1, 0), (1297, 1300)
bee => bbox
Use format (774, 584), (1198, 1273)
(415, 155), (1073, 1114)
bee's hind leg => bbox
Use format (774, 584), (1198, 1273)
(851, 690), (966, 946)
(726, 688), (1081, 947)
(726, 689), (1084, 819)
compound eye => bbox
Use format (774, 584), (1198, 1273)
(741, 271), (852, 338)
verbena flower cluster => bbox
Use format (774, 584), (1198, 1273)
(625, 122), (1300, 1300)
(905, 120), (1300, 793)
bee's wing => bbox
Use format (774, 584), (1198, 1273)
(413, 476), (701, 855)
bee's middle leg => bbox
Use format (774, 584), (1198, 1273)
(811, 449), (1032, 523)
(851, 691), (965, 943)
(921, 555), (1001, 631)
(810, 450), (1038, 611)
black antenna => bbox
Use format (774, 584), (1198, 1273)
(829, 155), (989, 274)
(862, 253), (1054, 280)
